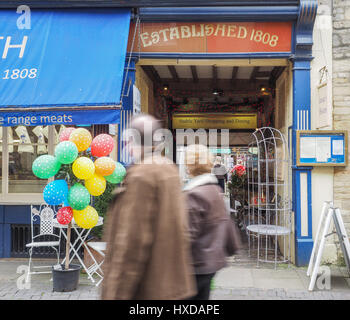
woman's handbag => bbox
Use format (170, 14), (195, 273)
(224, 218), (242, 256)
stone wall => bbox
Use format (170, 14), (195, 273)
(333, 0), (350, 260)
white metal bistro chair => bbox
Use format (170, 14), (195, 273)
(86, 241), (106, 286)
(26, 204), (62, 282)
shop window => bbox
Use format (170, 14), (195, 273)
(0, 126), (53, 200)
(8, 126), (48, 193)
(0, 125), (96, 201)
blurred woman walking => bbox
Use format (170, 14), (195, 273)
(184, 144), (241, 300)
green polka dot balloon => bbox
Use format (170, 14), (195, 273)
(105, 162), (126, 184)
(55, 141), (78, 164)
(68, 183), (90, 210)
(32, 155), (61, 179)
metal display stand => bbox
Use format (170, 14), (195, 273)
(307, 201), (350, 291)
(53, 217), (104, 285)
(246, 127), (292, 268)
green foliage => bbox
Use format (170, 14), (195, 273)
(227, 174), (245, 192)
(91, 182), (115, 239)
(55, 163), (81, 186)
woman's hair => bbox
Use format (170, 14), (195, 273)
(185, 144), (214, 177)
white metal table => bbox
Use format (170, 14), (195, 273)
(53, 217), (104, 284)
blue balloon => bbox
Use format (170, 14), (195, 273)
(43, 180), (69, 206)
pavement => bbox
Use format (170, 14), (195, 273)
(211, 247), (350, 300)
(1, 249), (350, 300)
(0, 258), (100, 300)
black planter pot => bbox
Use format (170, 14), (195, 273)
(52, 264), (81, 292)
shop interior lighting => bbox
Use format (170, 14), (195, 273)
(259, 85), (271, 96)
(212, 88), (223, 96)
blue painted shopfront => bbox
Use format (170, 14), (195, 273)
(0, 8), (132, 257)
(0, 0), (318, 266)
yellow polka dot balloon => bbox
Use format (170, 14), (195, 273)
(69, 128), (92, 152)
(85, 173), (106, 196)
(73, 206), (98, 229)
(72, 157), (95, 180)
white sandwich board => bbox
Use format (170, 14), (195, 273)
(307, 201), (350, 291)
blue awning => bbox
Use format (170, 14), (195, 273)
(0, 8), (131, 126)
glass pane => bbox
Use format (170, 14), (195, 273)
(8, 126), (48, 193)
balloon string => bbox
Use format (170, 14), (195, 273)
(66, 171), (70, 186)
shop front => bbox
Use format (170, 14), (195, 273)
(0, 0), (321, 266)
(129, 0), (319, 266)
(0, 8), (131, 258)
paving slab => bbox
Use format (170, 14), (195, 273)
(214, 267), (254, 288)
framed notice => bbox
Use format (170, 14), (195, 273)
(296, 130), (348, 167)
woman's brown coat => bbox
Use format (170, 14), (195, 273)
(101, 156), (196, 300)
(184, 173), (241, 275)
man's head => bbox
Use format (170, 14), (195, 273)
(125, 114), (163, 162)
(129, 114), (162, 147)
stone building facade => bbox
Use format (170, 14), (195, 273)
(319, 0), (350, 263)
(333, 0), (350, 261)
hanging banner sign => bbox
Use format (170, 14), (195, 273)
(129, 22), (292, 53)
(172, 113), (257, 129)
(0, 9), (130, 126)
(317, 82), (332, 129)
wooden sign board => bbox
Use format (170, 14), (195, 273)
(172, 113), (257, 130)
(296, 130), (348, 167)
(128, 22), (292, 53)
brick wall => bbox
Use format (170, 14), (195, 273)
(333, 0), (350, 249)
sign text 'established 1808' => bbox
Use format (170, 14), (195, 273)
(128, 22), (292, 53)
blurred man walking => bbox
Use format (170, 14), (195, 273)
(101, 114), (196, 300)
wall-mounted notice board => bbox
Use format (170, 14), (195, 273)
(296, 130), (348, 167)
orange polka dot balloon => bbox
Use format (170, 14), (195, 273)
(69, 128), (92, 152)
(94, 157), (116, 176)
(91, 134), (114, 157)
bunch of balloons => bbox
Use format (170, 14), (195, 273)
(32, 127), (127, 229)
